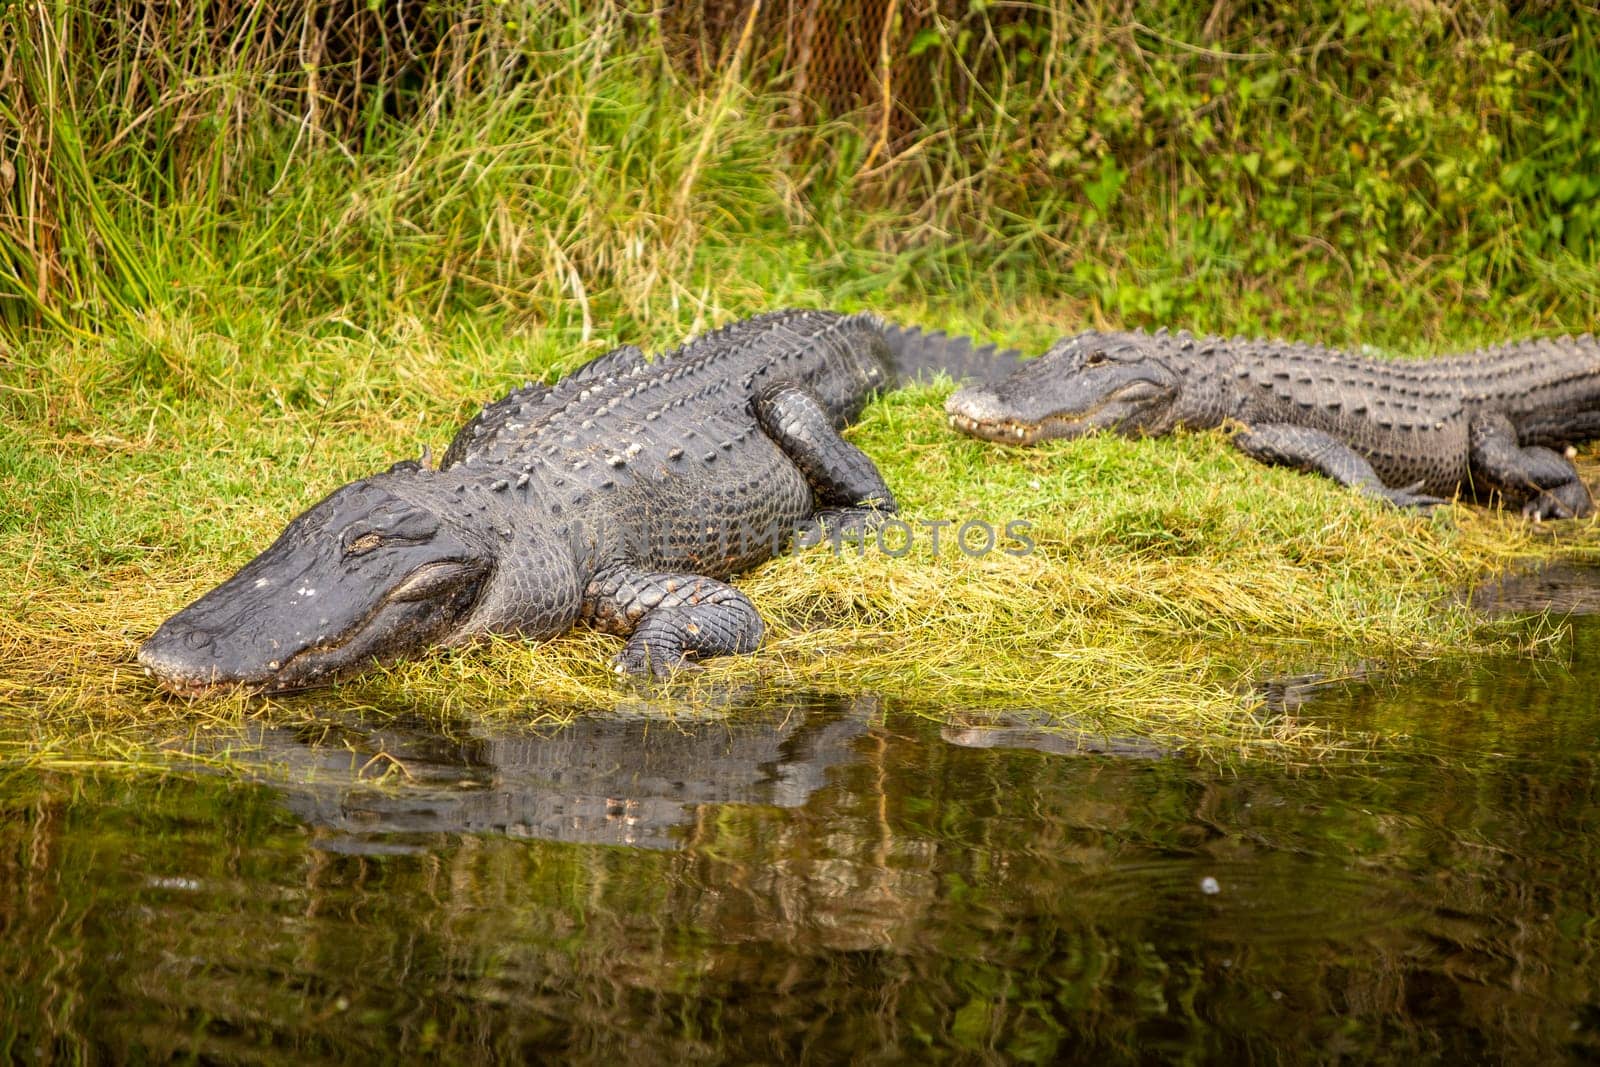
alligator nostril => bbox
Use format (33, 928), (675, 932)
(183, 630), (216, 651)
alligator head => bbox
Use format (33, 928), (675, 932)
(138, 473), (496, 696)
(945, 331), (1185, 445)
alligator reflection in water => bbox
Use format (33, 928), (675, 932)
(1468, 558), (1600, 616)
(239, 694), (880, 851)
(230, 696), (1165, 853)
(6, 656), (1600, 1059)
(940, 711), (1169, 759)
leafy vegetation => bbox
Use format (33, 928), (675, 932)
(3, 2), (1597, 338)
(877, 1), (1600, 330)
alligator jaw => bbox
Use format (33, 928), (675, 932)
(946, 366), (1180, 446)
(136, 638), (302, 699)
(944, 386), (1046, 445)
(135, 664), (319, 699)
(136, 655), (246, 699)
(945, 385), (1106, 446)
(947, 411), (1051, 445)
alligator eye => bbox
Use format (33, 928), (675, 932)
(346, 532), (385, 556)
(1083, 350), (1109, 366)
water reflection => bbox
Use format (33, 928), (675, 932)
(939, 711), (1168, 758)
(236, 694), (877, 852)
(1469, 558), (1600, 616)
(4, 644), (1600, 1060)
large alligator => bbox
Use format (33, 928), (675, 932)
(946, 329), (1600, 519)
(138, 309), (1016, 695)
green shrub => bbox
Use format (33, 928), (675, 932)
(0, 2), (1595, 342)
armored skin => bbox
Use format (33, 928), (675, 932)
(139, 310), (1014, 695)
(947, 329), (1600, 519)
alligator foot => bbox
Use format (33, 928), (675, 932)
(1521, 480), (1594, 521)
(1470, 413), (1595, 520)
(753, 381), (899, 553)
(1368, 481), (1448, 511)
(583, 566), (764, 679)
(789, 505), (893, 554)
(612, 643), (704, 682)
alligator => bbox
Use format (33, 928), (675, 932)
(946, 329), (1600, 519)
(138, 309), (1016, 695)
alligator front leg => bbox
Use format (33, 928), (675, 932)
(582, 566), (764, 679)
(1233, 423), (1446, 509)
(752, 382), (897, 545)
(1468, 412), (1594, 519)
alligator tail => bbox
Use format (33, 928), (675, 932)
(879, 322), (1027, 388)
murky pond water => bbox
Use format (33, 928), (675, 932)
(7, 581), (1600, 1061)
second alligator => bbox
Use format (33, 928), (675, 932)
(947, 329), (1600, 519)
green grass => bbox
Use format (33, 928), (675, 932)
(2, 2), (1599, 768)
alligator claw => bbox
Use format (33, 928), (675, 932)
(1521, 482), (1594, 521)
(611, 646), (700, 682)
(789, 506), (892, 554)
(1369, 482), (1448, 511)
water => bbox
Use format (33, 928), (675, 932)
(6, 591), (1600, 1061)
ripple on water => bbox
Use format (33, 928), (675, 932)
(1075, 854), (1425, 946)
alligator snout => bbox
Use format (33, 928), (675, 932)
(946, 387), (1048, 444)
(944, 386), (1003, 423)
(137, 624), (237, 695)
